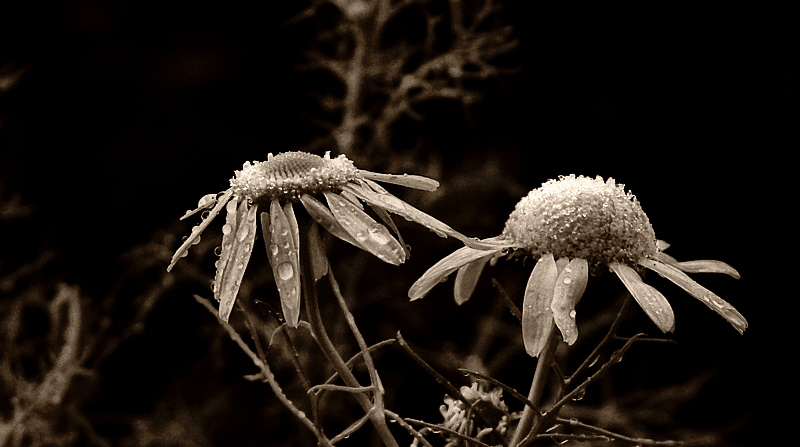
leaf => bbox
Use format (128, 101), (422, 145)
(639, 258), (747, 334)
(323, 191), (405, 265)
(522, 253), (558, 357)
(266, 200), (302, 328)
(610, 262), (675, 333)
(216, 200), (258, 322)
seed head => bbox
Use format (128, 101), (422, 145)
(230, 151), (358, 202)
(503, 175), (657, 273)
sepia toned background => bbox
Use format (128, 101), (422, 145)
(1, 1), (791, 446)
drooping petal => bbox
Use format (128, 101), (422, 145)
(522, 253), (558, 357)
(609, 262), (675, 333)
(367, 203), (409, 257)
(180, 193), (220, 220)
(358, 170), (440, 191)
(267, 200), (302, 327)
(342, 182), (500, 250)
(323, 191), (405, 265)
(453, 255), (492, 305)
(651, 252), (740, 279)
(213, 199), (240, 298)
(550, 258), (589, 346)
(168, 188), (235, 271)
(299, 194), (361, 248)
(215, 200), (258, 322)
(306, 222), (329, 281)
(408, 245), (505, 301)
(639, 258), (747, 334)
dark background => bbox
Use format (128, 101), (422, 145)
(0, 1), (793, 446)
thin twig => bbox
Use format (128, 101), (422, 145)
(457, 368), (539, 414)
(552, 417), (684, 446)
(405, 419), (495, 447)
(192, 295), (332, 447)
(492, 278), (521, 323)
(383, 409), (435, 447)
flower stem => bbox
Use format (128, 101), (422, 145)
(300, 222), (399, 447)
(508, 324), (559, 447)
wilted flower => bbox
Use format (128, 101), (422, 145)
(436, 382), (509, 446)
(168, 151), (480, 325)
(409, 175), (747, 357)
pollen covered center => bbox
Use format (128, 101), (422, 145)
(230, 151), (358, 201)
(503, 175), (657, 272)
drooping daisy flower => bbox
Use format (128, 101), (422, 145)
(408, 175), (747, 357)
(168, 151), (482, 326)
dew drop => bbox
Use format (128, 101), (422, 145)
(569, 309), (577, 318)
(226, 200), (238, 213)
(236, 262), (245, 269)
(191, 236), (201, 246)
(571, 388), (585, 401)
(243, 243), (252, 252)
(214, 246), (222, 256)
(277, 262), (295, 280)
(238, 226), (250, 242)
(354, 231), (367, 242)
(222, 224), (233, 235)
(368, 226), (390, 245)
(270, 244), (279, 256)
(563, 277), (572, 285)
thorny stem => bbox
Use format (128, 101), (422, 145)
(508, 324), (558, 447)
(301, 222), (399, 447)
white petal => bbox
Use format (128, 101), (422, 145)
(550, 258), (589, 346)
(306, 222), (329, 281)
(168, 189), (234, 271)
(180, 193), (219, 220)
(522, 254), (558, 357)
(267, 200), (302, 327)
(216, 200), (258, 322)
(610, 262), (675, 333)
(408, 245), (504, 301)
(639, 258), (747, 334)
(323, 191), (405, 265)
(651, 253), (740, 279)
(299, 194), (361, 248)
(454, 255), (491, 305)
(342, 183), (497, 250)
(358, 170), (440, 191)
(213, 199), (240, 298)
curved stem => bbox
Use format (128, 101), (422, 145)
(301, 222), (399, 447)
(508, 324), (559, 447)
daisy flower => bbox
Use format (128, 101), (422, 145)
(408, 175), (747, 357)
(168, 151), (482, 326)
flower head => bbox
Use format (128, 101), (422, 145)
(409, 175), (747, 357)
(168, 151), (480, 326)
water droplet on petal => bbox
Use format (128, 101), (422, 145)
(222, 224), (233, 235)
(236, 262), (245, 269)
(569, 309), (576, 318)
(563, 277), (572, 284)
(270, 244), (279, 256)
(368, 226), (390, 245)
(354, 231), (367, 242)
(214, 246), (222, 256)
(237, 226), (250, 241)
(277, 262), (294, 280)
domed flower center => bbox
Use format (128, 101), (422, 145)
(230, 151), (359, 202)
(503, 175), (657, 273)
